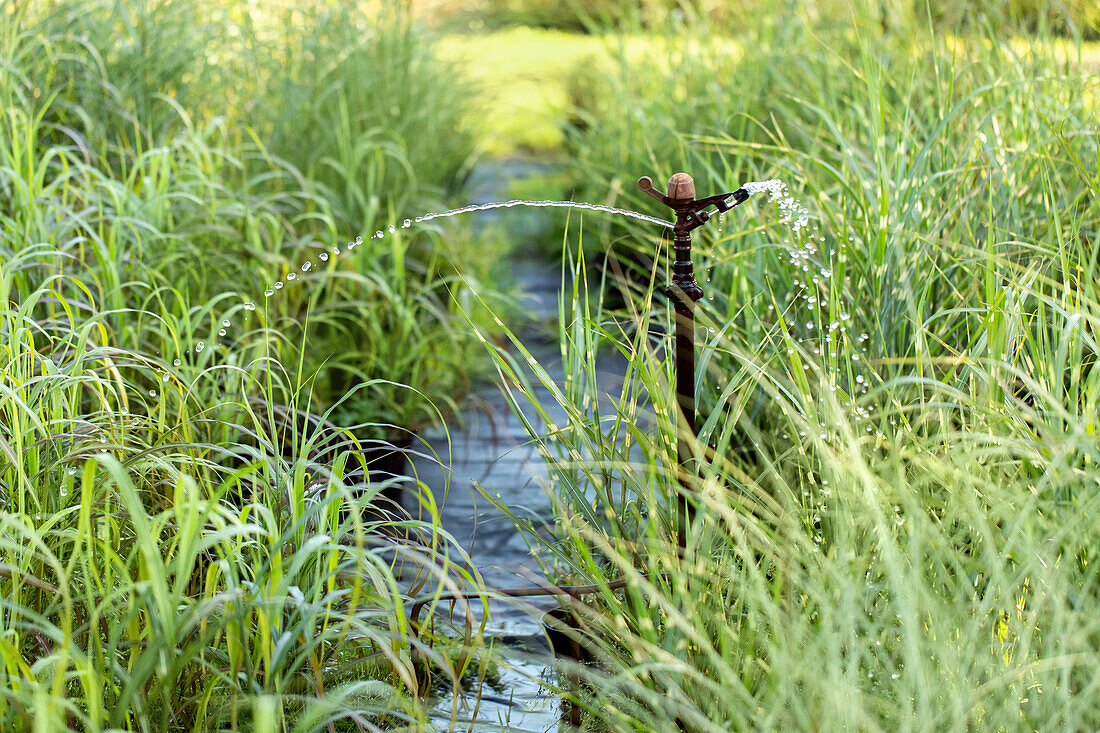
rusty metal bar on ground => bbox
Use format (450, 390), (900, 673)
(408, 577), (633, 694)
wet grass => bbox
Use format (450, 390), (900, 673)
(471, 5), (1100, 731)
(0, 0), (500, 728)
(5, 0), (1100, 729)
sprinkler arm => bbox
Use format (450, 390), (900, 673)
(638, 175), (748, 233)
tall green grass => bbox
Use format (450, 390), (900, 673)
(434, 0), (1100, 38)
(1, 1), (498, 727)
(258, 2), (478, 232)
(6, 0), (490, 433)
(482, 5), (1100, 729)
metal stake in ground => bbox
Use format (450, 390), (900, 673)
(639, 173), (748, 547)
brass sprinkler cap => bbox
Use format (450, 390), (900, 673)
(667, 172), (695, 202)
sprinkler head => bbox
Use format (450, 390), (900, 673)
(639, 174), (748, 233)
(723, 188), (750, 210)
(666, 172), (696, 202)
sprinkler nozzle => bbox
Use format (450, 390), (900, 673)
(639, 174), (747, 233)
(719, 188), (750, 212)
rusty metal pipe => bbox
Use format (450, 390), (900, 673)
(638, 172), (748, 548)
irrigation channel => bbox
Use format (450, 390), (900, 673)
(408, 159), (638, 730)
(147, 155), (790, 729)
(375, 163), (795, 729)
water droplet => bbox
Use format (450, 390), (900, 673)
(388, 224), (396, 234)
(355, 235), (363, 244)
(195, 342), (205, 353)
(173, 359), (181, 366)
(856, 375), (865, 384)
(287, 273), (296, 281)
(161, 373), (170, 382)
(66, 466), (76, 476)
(319, 253), (329, 261)
(301, 262), (312, 272)
(222, 319), (231, 328)
(852, 354), (860, 361)
(218, 329), (226, 337)
(149, 389), (157, 397)
(244, 301), (256, 311)
(60, 486), (67, 497)
(375, 230), (383, 238)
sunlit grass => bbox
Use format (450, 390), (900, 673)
(438, 28), (741, 156)
(437, 28), (607, 155)
(473, 5), (1100, 730)
(4, 0), (1100, 728)
(0, 1), (499, 727)
(438, 25), (1100, 159)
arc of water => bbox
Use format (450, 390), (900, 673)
(155, 188), (805, 384)
(144, 199), (673, 389)
(412, 199), (674, 229)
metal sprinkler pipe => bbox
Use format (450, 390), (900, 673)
(407, 175), (749, 704)
(638, 173), (748, 548)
